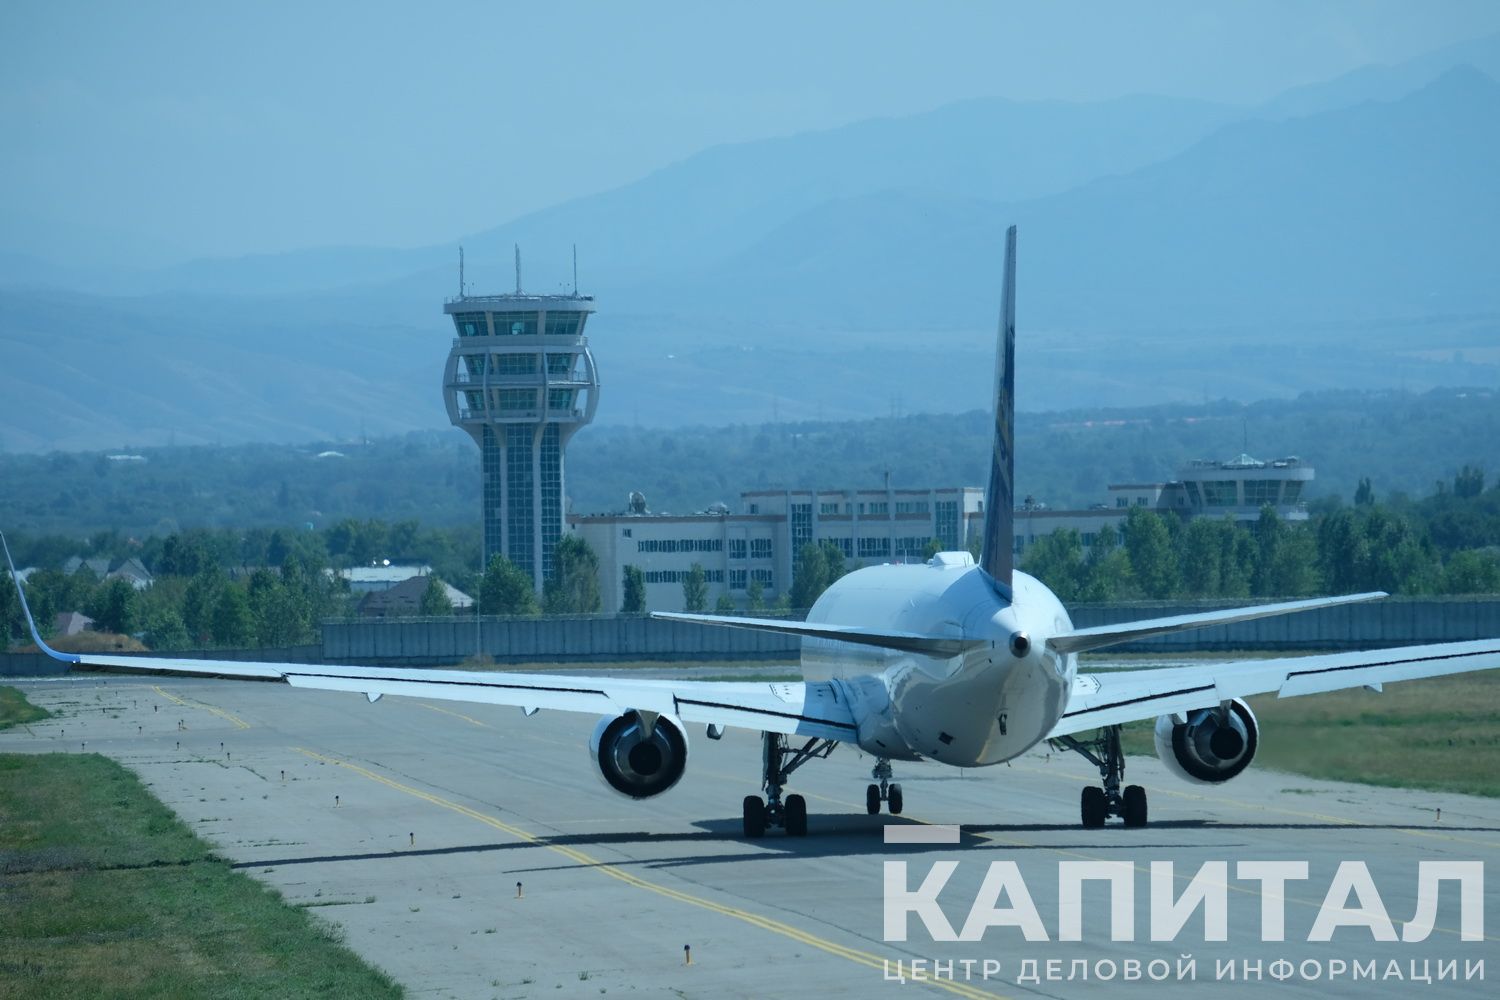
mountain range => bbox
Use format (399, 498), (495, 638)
(2, 33), (1498, 452)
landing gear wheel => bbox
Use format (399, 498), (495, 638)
(1122, 785), (1148, 828)
(743, 795), (767, 838)
(1081, 786), (1107, 829)
(887, 783), (904, 815)
(785, 793), (808, 837)
(866, 783), (881, 815)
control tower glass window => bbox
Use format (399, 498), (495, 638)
(506, 425), (536, 577)
(1200, 480), (1239, 506)
(495, 354), (537, 376)
(546, 353), (575, 377)
(454, 312), (488, 337)
(545, 314), (582, 337)
(1244, 480), (1280, 507)
(493, 312), (539, 336)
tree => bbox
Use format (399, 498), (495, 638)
(1, 570), (22, 649)
(1454, 465), (1486, 499)
(1019, 529), (1085, 602)
(141, 606), (190, 651)
(418, 575), (454, 616)
(211, 586), (256, 647)
(922, 537), (944, 561)
(790, 543), (828, 609)
(1354, 477), (1375, 506)
(544, 535), (601, 614)
(746, 575), (766, 612)
(714, 593), (735, 613)
(182, 570), (224, 645)
(87, 578), (138, 635)
(621, 565), (646, 613)
(1079, 524), (1132, 602)
(481, 555), (539, 616)
(1441, 550), (1500, 594)
(681, 563), (708, 612)
(1123, 507), (1178, 599)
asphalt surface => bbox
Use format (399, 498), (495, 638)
(4, 672), (1496, 1000)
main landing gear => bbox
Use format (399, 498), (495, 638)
(865, 757), (903, 815)
(742, 732), (836, 838)
(1052, 725), (1148, 829)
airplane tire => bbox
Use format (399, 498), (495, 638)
(887, 783), (904, 815)
(785, 793), (808, 837)
(1080, 786), (1107, 829)
(743, 795), (767, 838)
(1122, 785), (1148, 828)
(866, 783), (881, 815)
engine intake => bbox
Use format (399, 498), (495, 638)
(1154, 698), (1258, 784)
(589, 711), (689, 799)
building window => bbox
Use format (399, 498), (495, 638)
(831, 537), (853, 557)
(935, 500), (959, 550)
(547, 388), (576, 412)
(748, 503), (759, 514)
(504, 424), (535, 578)
(452, 312), (488, 337)
(894, 500), (927, 514)
(622, 528), (632, 538)
(868, 501), (889, 515)
(495, 354), (536, 375)
(728, 538), (747, 560)
(820, 502), (839, 515)
(497, 388), (536, 411)
(750, 568), (774, 587)
(1116, 497), (1128, 508)
(858, 536), (891, 559)
(750, 538), (772, 559)
(1135, 496), (1148, 506)
(492, 312), (539, 336)
(791, 503), (813, 550)
(1201, 480), (1239, 506)
(1244, 480), (1280, 506)
(1013, 534), (1024, 554)
(729, 569), (747, 590)
(544, 313), (581, 337)
(1082, 533), (1096, 547)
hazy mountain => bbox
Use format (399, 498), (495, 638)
(3, 63), (1499, 451)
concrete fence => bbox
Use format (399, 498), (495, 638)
(3, 597), (1497, 677)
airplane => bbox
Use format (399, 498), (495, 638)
(6, 226), (1499, 838)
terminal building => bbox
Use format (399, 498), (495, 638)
(570, 487), (985, 612)
(442, 272), (600, 594)
(573, 455), (1312, 612)
(1014, 454), (1313, 554)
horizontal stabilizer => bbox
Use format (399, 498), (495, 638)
(1045, 592), (1388, 655)
(651, 612), (980, 657)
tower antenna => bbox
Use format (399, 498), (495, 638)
(514, 244), (522, 295)
(572, 243), (578, 296)
(458, 246), (465, 298)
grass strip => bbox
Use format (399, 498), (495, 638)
(0, 753), (403, 999)
(0, 685), (52, 730)
(1119, 671), (1500, 797)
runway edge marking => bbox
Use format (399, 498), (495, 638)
(290, 747), (1006, 1000)
(152, 684), (252, 730)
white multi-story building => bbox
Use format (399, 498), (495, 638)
(571, 487), (985, 613)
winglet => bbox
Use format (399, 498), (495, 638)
(978, 225), (1017, 591)
(1, 530), (80, 664)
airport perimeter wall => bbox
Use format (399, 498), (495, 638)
(3, 597), (1498, 676)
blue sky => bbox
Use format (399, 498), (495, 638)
(3, 0), (1499, 264)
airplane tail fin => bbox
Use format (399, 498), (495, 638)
(978, 225), (1017, 591)
(2, 529), (80, 664)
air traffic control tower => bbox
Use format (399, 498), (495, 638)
(442, 274), (599, 593)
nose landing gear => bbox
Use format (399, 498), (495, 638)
(1053, 725), (1148, 828)
(865, 757), (903, 815)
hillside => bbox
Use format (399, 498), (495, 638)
(0, 387), (1493, 540)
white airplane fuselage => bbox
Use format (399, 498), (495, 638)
(799, 555), (1076, 767)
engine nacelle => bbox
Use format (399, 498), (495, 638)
(1153, 698), (1258, 784)
(589, 711), (689, 799)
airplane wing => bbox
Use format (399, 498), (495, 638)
(1049, 638), (1500, 738)
(651, 611), (980, 656)
(2, 537), (856, 743)
(1045, 592), (1388, 654)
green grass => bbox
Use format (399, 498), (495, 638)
(1120, 671), (1500, 797)
(0, 753), (404, 999)
(0, 686), (52, 731)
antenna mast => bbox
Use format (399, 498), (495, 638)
(572, 243), (578, 295)
(514, 244), (522, 295)
(458, 246), (465, 298)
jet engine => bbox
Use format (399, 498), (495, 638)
(1153, 699), (1258, 784)
(589, 711), (689, 799)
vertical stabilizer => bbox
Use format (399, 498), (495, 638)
(979, 226), (1017, 590)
